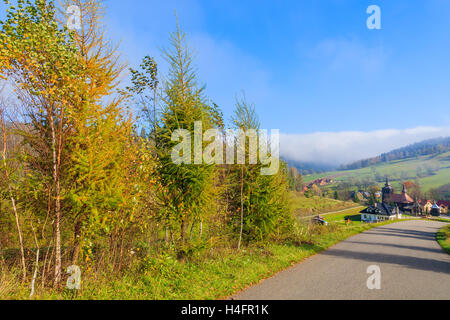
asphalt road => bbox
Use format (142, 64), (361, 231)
(234, 220), (450, 300)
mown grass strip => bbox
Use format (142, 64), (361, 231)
(437, 224), (450, 255)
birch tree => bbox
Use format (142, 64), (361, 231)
(0, 0), (82, 286)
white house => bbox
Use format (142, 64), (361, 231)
(360, 202), (402, 223)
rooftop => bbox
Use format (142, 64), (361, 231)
(386, 193), (414, 204)
(361, 203), (399, 216)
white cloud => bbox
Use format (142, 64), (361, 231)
(280, 126), (450, 166)
(308, 38), (388, 74)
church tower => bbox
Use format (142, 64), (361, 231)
(382, 176), (394, 203)
(402, 183), (408, 194)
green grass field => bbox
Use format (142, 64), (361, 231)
(417, 168), (450, 191)
(290, 192), (357, 216)
(303, 151), (450, 192)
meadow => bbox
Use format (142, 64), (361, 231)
(290, 192), (358, 217)
(304, 151), (450, 192)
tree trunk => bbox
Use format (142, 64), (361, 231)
(71, 220), (82, 265)
(10, 190), (26, 281)
(165, 227), (169, 244)
(54, 179), (62, 286)
(118, 232), (125, 272)
(180, 217), (186, 244)
(238, 165), (244, 250)
(46, 243), (55, 279)
(50, 115), (62, 287)
(189, 220), (195, 240)
(41, 239), (52, 287)
(29, 219), (39, 299)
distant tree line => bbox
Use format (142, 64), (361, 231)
(340, 137), (450, 170)
(428, 184), (450, 201)
(283, 159), (336, 175)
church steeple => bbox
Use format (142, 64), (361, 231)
(402, 184), (407, 194)
(382, 176), (394, 203)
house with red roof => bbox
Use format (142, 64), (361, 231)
(381, 177), (414, 213)
(436, 201), (450, 214)
(419, 200), (433, 214)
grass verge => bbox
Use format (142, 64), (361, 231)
(1, 208), (403, 300)
(437, 224), (450, 255)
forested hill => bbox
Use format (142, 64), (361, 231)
(283, 159), (337, 175)
(339, 137), (450, 170)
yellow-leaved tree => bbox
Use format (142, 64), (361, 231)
(59, 0), (143, 271)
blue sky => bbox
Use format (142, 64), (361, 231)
(102, 0), (450, 164)
(104, 0), (450, 132)
(2, 0), (450, 164)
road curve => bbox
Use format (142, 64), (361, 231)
(234, 220), (450, 300)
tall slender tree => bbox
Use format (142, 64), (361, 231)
(156, 21), (220, 244)
(227, 94), (292, 245)
(58, 0), (138, 268)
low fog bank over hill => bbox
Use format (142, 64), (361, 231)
(280, 127), (450, 174)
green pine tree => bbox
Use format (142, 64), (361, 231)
(156, 21), (220, 244)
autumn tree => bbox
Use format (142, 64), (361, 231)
(55, 0), (144, 272)
(1, 0), (141, 283)
(0, 0), (85, 285)
(288, 166), (303, 192)
(403, 181), (423, 201)
(367, 185), (381, 205)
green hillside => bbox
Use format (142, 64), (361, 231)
(340, 137), (450, 170)
(304, 151), (450, 192)
(290, 192), (357, 216)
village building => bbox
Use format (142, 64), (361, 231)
(351, 190), (370, 202)
(381, 177), (414, 212)
(419, 200), (433, 214)
(360, 177), (412, 222)
(430, 202), (441, 217)
(302, 178), (334, 192)
(364, 177), (449, 217)
(360, 202), (402, 222)
(417, 200), (448, 215)
(436, 201), (450, 215)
